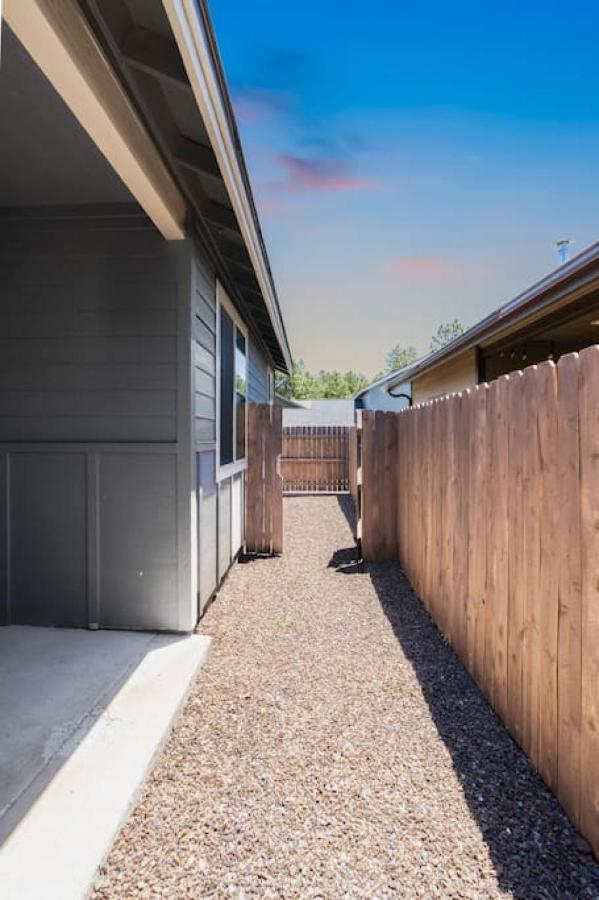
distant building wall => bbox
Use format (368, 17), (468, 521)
(411, 349), (478, 404)
(357, 381), (411, 411)
(282, 400), (355, 427)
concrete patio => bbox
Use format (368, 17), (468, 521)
(0, 626), (210, 900)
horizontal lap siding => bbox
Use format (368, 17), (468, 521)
(248, 338), (269, 403)
(191, 245), (220, 615)
(192, 250), (217, 447)
(0, 222), (179, 442)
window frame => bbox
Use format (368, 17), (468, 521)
(216, 282), (248, 482)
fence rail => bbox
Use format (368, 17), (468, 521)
(282, 425), (350, 493)
(358, 347), (599, 859)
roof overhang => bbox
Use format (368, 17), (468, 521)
(162, 0), (291, 372)
(385, 241), (599, 392)
(4, 0), (186, 239)
(4, 0), (292, 373)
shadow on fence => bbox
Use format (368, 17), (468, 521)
(328, 495), (599, 897)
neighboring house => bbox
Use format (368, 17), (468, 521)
(354, 373), (412, 411)
(0, 0), (291, 632)
(274, 395), (307, 409)
(282, 399), (355, 427)
(386, 242), (599, 403)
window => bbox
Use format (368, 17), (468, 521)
(218, 288), (247, 470)
(235, 329), (247, 460)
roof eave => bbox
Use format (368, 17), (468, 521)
(162, 0), (292, 372)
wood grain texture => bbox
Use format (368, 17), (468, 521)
(358, 358), (599, 859)
(245, 404), (283, 555)
(578, 346), (599, 852)
(281, 426), (350, 493)
(556, 353), (582, 829)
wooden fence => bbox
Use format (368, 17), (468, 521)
(359, 348), (599, 858)
(245, 404), (283, 554)
(348, 425), (359, 507)
(281, 426), (350, 493)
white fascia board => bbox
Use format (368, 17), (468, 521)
(5, 0), (186, 240)
(162, 0), (292, 371)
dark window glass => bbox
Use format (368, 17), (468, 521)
(219, 307), (234, 466)
(235, 329), (247, 460)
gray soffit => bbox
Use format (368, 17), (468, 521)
(79, 0), (291, 373)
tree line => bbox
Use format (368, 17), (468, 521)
(276, 319), (464, 400)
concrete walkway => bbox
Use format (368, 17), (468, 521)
(0, 628), (210, 900)
(94, 497), (599, 898)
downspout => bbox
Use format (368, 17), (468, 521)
(388, 388), (412, 406)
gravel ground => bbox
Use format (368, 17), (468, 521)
(94, 496), (599, 899)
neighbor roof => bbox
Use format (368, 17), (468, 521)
(354, 370), (413, 399)
(282, 400), (355, 427)
(386, 241), (599, 392)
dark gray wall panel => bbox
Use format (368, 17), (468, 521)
(0, 417), (175, 443)
(0, 454), (6, 626)
(99, 453), (178, 630)
(218, 477), (232, 581)
(197, 450), (217, 613)
(0, 216), (180, 443)
(9, 453), (87, 627)
(248, 336), (269, 403)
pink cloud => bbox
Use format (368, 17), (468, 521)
(384, 256), (461, 281)
(278, 154), (374, 192)
(256, 198), (286, 216)
(232, 89), (290, 124)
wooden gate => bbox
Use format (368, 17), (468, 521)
(281, 426), (350, 493)
(245, 404), (283, 554)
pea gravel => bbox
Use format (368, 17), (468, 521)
(93, 496), (599, 899)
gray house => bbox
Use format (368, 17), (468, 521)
(0, 0), (291, 632)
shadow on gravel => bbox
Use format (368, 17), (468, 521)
(330, 495), (599, 899)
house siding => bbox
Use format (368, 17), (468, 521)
(0, 210), (195, 632)
(0, 223), (178, 442)
(248, 336), (269, 403)
(411, 349), (478, 404)
(190, 253), (272, 615)
(192, 250), (217, 447)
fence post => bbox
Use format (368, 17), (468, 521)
(245, 403), (283, 555)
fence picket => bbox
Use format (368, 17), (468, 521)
(579, 346), (599, 852)
(281, 425), (350, 493)
(357, 355), (599, 859)
(556, 353), (582, 829)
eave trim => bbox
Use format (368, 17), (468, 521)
(161, 0), (292, 372)
(5, 0), (186, 240)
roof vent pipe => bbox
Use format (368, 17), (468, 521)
(556, 239), (575, 265)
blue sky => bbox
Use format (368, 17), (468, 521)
(212, 0), (599, 377)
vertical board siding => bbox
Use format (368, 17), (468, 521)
(281, 426), (350, 493)
(359, 349), (599, 858)
(246, 404), (283, 555)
